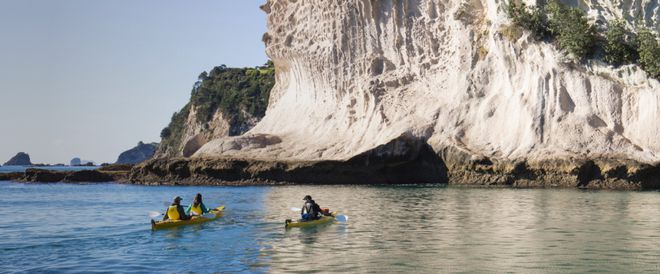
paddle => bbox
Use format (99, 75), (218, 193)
(148, 202), (172, 220)
(335, 214), (349, 222)
(289, 207), (348, 223)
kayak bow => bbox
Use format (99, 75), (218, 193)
(151, 206), (225, 230)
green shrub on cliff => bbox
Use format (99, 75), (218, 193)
(603, 20), (638, 66)
(506, 1), (595, 60)
(191, 61), (275, 130)
(546, 2), (596, 61)
(159, 104), (191, 154)
(505, 0), (660, 80)
(636, 27), (660, 79)
(506, 1), (548, 40)
(158, 61), (276, 157)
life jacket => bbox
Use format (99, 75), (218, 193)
(303, 201), (320, 217)
(190, 203), (203, 215)
(167, 205), (181, 220)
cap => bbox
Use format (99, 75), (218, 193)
(303, 195), (312, 201)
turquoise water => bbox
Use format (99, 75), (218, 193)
(0, 166), (98, 173)
(1, 181), (659, 273)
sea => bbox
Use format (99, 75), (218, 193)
(0, 182), (659, 273)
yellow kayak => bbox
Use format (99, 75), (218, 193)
(151, 206), (225, 230)
(285, 212), (337, 228)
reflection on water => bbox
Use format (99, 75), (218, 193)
(1, 182), (659, 273)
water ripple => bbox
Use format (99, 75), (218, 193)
(1, 182), (660, 273)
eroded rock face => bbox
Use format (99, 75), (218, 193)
(156, 106), (233, 158)
(134, 0), (660, 188)
(131, 135), (448, 185)
(195, 0), (658, 170)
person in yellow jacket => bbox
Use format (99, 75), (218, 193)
(163, 196), (191, 221)
(186, 193), (210, 216)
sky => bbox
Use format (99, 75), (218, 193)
(0, 0), (269, 164)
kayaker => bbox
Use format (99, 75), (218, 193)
(301, 195), (322, 221)
(186, 193), (210, 216)
(163, 196), (191, 221)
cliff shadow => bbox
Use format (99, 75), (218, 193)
(264, 136), (449, 185)
(132, 137), (448, 185)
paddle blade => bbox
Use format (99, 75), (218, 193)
(290, 207), (301, 212)
(335, 215), (348, 223)
(148, 211), (163, 218)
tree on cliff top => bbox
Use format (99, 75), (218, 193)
(190, 61), (275, 129)
(157, 61), (276, 157)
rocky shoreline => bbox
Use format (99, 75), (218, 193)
(127, 138), (660, 190)
(126, 157), (660, 190)
(3, 145), (658, 190)
(130, 137), (447, 186)
(0, 164), (132, 183)
(446, 158), (660, 190)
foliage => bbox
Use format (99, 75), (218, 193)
(505, 0), (658, 79)
(637, 27), (660, 79)
(507, 1), (595, 60)
(506, 1), (548, 40)
(547, 2), (596, 60)
(160, 127), (170, 139)
(191, 61), (275, 128)
(158, 61), (276, 156)
(159, 104), (191, 154)
(604, 20), (638, 66)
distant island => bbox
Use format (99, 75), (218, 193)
(70, 158), (95, 166)
(0, 141), (160, 183)
(115, 141), (158, 165)
(4, 152), (32, 166)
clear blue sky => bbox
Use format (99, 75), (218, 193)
(0, 0), (268, 164)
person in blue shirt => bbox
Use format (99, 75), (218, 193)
(186, 193), (210, 216)
(301, 195), (322, 221)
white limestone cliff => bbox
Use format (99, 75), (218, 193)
(195, 0), (659, 168)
